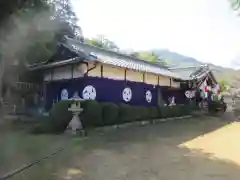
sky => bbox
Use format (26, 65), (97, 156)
(71, 0), (240, 68)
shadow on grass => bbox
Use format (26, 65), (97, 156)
(0, 129), (82, 180)
(1, 117), (240, 180)
(56, 118), (240, 180)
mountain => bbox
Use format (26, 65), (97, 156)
(152, 49), (240, 87)
(152, 49), (202, 68)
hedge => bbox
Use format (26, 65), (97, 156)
(160, 105), (192, 118)
(81, 100), (103, 127)
(101, 102), (119, 126)
(48, 100), (74, 133)
(208, 101), (227, 113)
(35, 100), (193, 134)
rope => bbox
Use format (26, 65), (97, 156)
(0, 148), (65, 180)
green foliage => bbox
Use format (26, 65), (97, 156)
(117, 105), (160, 123)
(36, 100), (193, 134)
(208, 101), (227, 113)
(101, 102), (119, 125)
(219, 79), (228, 92)
(160, 105), (191, 118)
(0, 0), (82, 95)
(0, 0), (48, 26)
(87, 39), (104, 48)
(149, 107), (160, 119)
(118, 103), (133, 123)
(30, 116), (52, 134)
(48, 100), (74, 133)
(80, 100), (103, 127)
(137, 52), (158, 64)
(230, 0), (240, 10)
(86, 35), (119, 51)
(132, 51), (168, 66)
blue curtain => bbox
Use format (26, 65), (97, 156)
(45, 77), (188, 110)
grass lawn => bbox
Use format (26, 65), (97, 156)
(0, 122), (84, 180)
(1, 117), (240, 180)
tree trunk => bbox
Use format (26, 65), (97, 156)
(0, 58), (4, 107)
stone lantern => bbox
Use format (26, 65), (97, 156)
(67, 100), (85, 135)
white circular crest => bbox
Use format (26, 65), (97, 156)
(82, 85), (96, 100)
(185, 91), (191, 98)
(185, 90), (196, 99)
(168, 96), (176, 106)
(61, 89), (68, 100)
(145, 90), (152, 103)
(122, 87), (132, 102)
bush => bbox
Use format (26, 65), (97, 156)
(30, 116), (52, 134)
(160, 105), (191, 118)
(180, 104), (192, 115)
(101, 102), (119, 125)
(141, 107), (150, 120)
(118, 103), (133, 123)
(39, 100), (193, 134)
(80, 100), (103, 127)
(133, 106), (147, 121)
(37, 100), (103, 133)
(160, 106), (169, 118)
(49, 100), (74, 133)
(150, 107), (160, 119)
(208, 101), (226, 113)
(116, 105), (159, 123)
(30, 116), (55, 134)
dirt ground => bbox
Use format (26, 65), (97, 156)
(55, 117), (240, 180)
(2, 117), (240, 180)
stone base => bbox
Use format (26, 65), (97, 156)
(65, 129), (87, 136)
(78, 129), (87, 136)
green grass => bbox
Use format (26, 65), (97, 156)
(0, 121), (84, 180)
(1, 117), (236, 180)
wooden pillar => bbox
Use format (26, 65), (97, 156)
(43, 82), (47, 109)
(124, 69), (127, 81)
(101, 65), (103, 77)
(71, 65), (74, 79)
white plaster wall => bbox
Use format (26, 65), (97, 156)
(103, 64), (125, 80)
(126, 69), (144, 82)
(73, 64), (87, 78)
(87, 63), (101, 77)
(159, 75), (170, 86)
(44, 70), (51, 81)
(171, 79), (180, 88)
(145, 73), (158, 85)
(52, 66), (72, 80)
(43, 62), (172, 88)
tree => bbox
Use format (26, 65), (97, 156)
(0, 0), (51, 104)
(51, 0), (83, 41)
(219, 80), (229, 92)
(132, 51), (168, 66)
(0, 0), (82, 104)
(136, 52), (158, 64)
(87, 35), (119, 51)
(230, 0), (240, 10)
(0, 0), (82, 65)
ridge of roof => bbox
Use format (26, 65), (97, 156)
(169, 64), (209, 70)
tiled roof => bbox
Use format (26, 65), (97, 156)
(169, 65), (211, 80)
(64, 36), (182, 79)
(28, 36), (214, 81)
